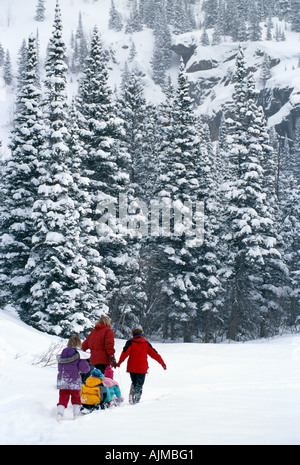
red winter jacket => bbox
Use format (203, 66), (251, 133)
(117, 335), (166, 373)
(82, 324), (115, 366)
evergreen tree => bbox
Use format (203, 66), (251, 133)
(200, 27), (210, 46)
(274, 24), (281, 41)
(248, 1), (262, 41)
(266, 17), (273, 40)
(0, 42), (4, 66)
(118, 69), (148, 195)
(260, 53), (271, 88)
(277, 149), (300, 330)
(166, 0), (175, 25)
(139, 0), (147, 23)
(0, 35), (43, 315)
(27, 1), (101, 336)
(212, 0), (225, 44)
(153, 76), (176, 201)
(125, 0), (143, 33)
(76, 27), (129, 200)
(223, 0), (239, 37)
(281, 129), (300, 310)
(138, 77), (176, 338)
(35, 0), (46, 22)
(76, 27), (139, 334)
(151, 3), (172, 86)
(16, 37), (40, 115)
(71, 12), (88, 73)
(66, 101), (108, 322)
(274, 130), (300, 330)
(202, 0), (219, 28)
(16, 39), (28, 103)
(193, 120), (225, 342)
(249, 90), (285, 336)
(236, 15), (247, 42)
(152, 42), (166, 86)
(212, 25), (222, 45)
(108, 0), (123, 31)
(120, 61), (131, 92)
(223, 48), (281, 340)
(154, 60), (202, 341)
(3, 50), (13, 85)
(290, 118), (300, 184)
(290, 0), (300, 32)
(128, 41), (137, 62)
(173, 0), (192, 35)
(277, 0), (291, 21)
(143, 0), (157, 29)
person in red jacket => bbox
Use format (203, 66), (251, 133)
(82, 316), (116, 374)
(116, 328), (166, 404)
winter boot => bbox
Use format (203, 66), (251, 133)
(129, 384), (135, 405)
(56, 404), (65, 422)
(73, 404), (82, 419)
(134, 388), (142, 404)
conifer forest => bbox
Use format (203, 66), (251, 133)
(0, 0), (299, 343)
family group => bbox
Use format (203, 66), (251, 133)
(56, 316), (167, 420)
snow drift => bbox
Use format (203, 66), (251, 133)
(0, 309), (300, 445)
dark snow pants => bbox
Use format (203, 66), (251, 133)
(129, 372), (146, 404)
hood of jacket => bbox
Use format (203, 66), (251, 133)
(85, 376), (103, 388)
(57, 347), (79, 364)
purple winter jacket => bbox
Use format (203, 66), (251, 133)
(57, 347), (90, 390)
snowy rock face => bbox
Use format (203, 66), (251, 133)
(170, 37), (300, 140)
(186, 58), (218, 73)
(171, 43), (197, 64)
(0, 0), (300, 144)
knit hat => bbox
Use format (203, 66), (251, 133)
(91, 368), (104, 379)
(132, 327), (143, 335)
(104, 366), (114, 378)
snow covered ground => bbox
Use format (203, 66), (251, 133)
(0, 309), (300, 446)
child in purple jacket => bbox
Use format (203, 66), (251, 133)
(56, 335), (90, 421)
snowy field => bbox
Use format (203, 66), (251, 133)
(0, 309), (300, 446)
